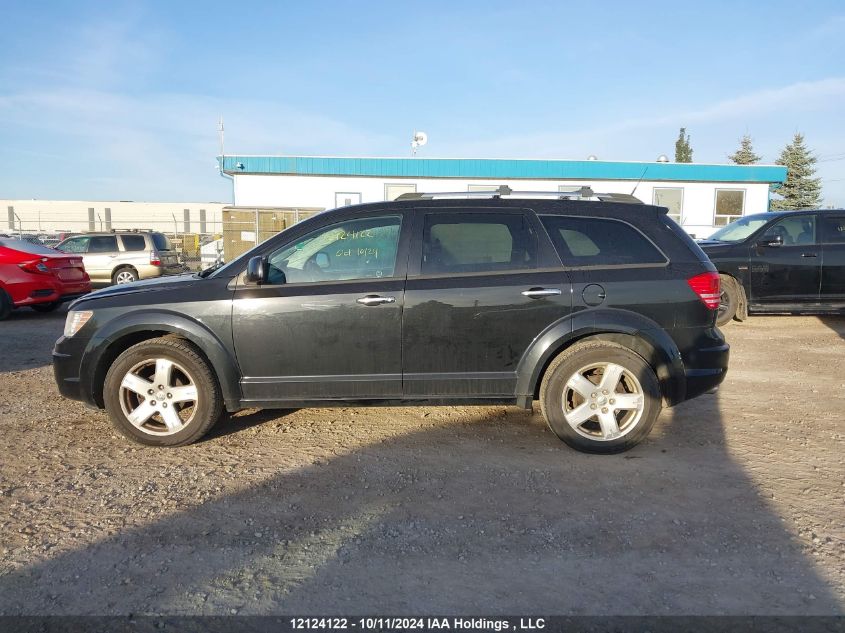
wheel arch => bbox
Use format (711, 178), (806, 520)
(516, 309), (687, 407)
(718, 271), (748, 321)
(81, 311), (242, 411)
(111, 265), (139, 282)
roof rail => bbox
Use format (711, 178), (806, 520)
(396, 185), (644, 204)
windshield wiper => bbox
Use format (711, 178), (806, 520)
(197, 262), (223, 278)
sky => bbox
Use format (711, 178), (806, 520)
(1, 0), (844, 205)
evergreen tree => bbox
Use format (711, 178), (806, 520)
(770, 133), (822, 210)
(674, 127), (693, 163)
(729, 135), (762, 165)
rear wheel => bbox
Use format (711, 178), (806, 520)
(31, 301), (61, 313)
(716, 275), (739, 327)
(540, 341), (662, 454)
(112, 267), (139, 285)
(103, 337), (222, 446)
(0, 289), (12, 320)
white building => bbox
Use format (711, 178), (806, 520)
(220, 156), (787, 238)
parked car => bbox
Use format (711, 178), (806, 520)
(698, 209), (845, 326)
(0, 238), (91, 320)
(53, 189), (729, 453)
(55, 230), (184, 285)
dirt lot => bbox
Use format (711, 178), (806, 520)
(0, 308), (843, 615)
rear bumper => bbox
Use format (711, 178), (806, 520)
(681, 331), (730, 401)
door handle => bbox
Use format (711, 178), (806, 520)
(521, 288), (562, 298)
(801, 253), (818, 258)
(356, 295), (396, 306)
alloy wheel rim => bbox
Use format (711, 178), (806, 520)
(119, 358), (199, 436)
(561, 362), (645, 441)
(115, 271), (135, 284)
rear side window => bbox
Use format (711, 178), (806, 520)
(820, 216), (845, 244)
(421, 212), (537, 275)
(88, 236), (118, 253)
(121, 234), (147, 251)
(541, 216), (666, 267)
(151, 233), (172, 251)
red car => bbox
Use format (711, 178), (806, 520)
(0, 238), (91, 320)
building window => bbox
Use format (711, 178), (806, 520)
(385, 183), (416, 201)
(335, 192), (362, 208)
(653, 188), (684, 224)
(714, 189), (745, 226)
(468, 184), (500, 192)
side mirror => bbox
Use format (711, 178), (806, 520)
(759, 234), (784, 247)
(314, 252), (330, 269)
(246, 255), (268, 283)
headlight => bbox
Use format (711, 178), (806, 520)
(64, 310), (93, 337)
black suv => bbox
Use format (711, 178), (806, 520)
(698, 210), (845, 326)
(53, 190), (729, 453)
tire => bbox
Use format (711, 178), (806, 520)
(716, 274), (739, 327)
(539, 341), (662, 454)
(112, 267), (139, 285)
(103, 337), (222, 446)
(0, 289), (12, 321)
(31, 301), (61, 313)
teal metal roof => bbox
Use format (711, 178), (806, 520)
(219, 156), (787, 184)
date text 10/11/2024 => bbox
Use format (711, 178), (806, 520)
(290, 618), (547, 631)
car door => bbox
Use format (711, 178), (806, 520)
(232, 210), (412, 404)
(749, 215), (821, 304)
(84, 235), (120, 284)
(402, 207), (572, 398)
(819, 214), (845, 304)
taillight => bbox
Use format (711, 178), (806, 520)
(150, 252), (161, 266)
(19, 258), (52, 275)
(687, 272), (721, 310)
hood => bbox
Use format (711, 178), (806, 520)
(73, 273), (198, 305)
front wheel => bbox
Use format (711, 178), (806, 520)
(103, 337), (222, 446)
(540, 341), (662, 454)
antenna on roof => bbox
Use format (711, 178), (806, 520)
(218, 116), (225, 174)
(411, 131), (428, 157)
(630, 166), (648, 198)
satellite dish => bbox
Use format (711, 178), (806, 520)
(414, 131), (428, 146)
(656, 154), (669, 163)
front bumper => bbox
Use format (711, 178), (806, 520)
(52, 334), (96, 406)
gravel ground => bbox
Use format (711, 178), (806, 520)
(0, 307), (843, 615)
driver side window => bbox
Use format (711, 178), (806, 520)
(266, 215), (402, 284)
(763, 216), (816, 246)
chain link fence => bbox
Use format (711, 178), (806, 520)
(2, 206), (323, 274)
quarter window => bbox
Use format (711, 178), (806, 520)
(714, 189), (745, 226)
(541, 216), (666, 266)
(267, 216), (402, 284)
(820, 216), (845, 244)
(653, 188), (684, 224)
(421, 213), (537, 275)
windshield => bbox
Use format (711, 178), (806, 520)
(706, 215), (771, 242)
